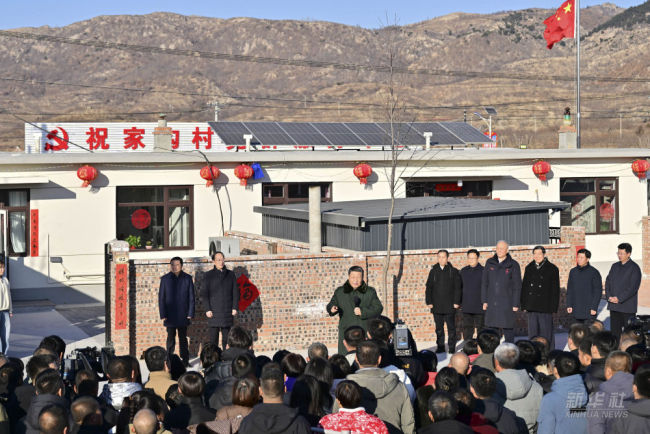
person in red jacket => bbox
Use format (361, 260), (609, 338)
(319, 380), (388, 434)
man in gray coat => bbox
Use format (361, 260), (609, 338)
(605, 243), (642, 338)
(344, 340), (415, 434)
(609, 364), (650, 433)
(481, 241), (522, 343)
(493, 342), (543, 433)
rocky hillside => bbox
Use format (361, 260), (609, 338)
(0, 2), (648, 150)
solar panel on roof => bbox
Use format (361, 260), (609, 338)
(376, 123), (425, 145)
(244, 122), (296, 146)
(278, 123), (332, 146)
(440, 122), (492, 143)
(410, 123), (464, 145)
(344, 123), (392, 147)
(311, 123), (367, 146)
(208, 122), (252, 145)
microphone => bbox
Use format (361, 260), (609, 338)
(354, 296), (361, 308)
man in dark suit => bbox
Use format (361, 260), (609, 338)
(481, 240), (522, 343)
(521, 245), (560, 350)
(606, 242), (642, 338)
(201, 251), (240, 351)
(159, 257), (195, 366)
(426, 250), (462, 354)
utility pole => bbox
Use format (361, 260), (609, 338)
(207, 101), (220, 121)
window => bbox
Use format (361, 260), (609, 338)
(0, 190), (29, 256)
(406, 181), (492, 198)
(560, 178), (618, 234)
(116, 186), (193, 250)
(262, 183), (332, 205)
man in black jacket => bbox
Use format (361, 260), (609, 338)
(238, 364), (311, 434)
(521, 246), (560, 350)
(459, 249), (484, 341)
(469, 368), (527, 434)
(566, 248), (602, 324)
(426, 250), (462, 354)
(20, 368), (72, 434)
(606, 243), (642, 338)
(159, 257), (195, 366)
(201, 251), (240, 351)
(164, 372), (215, 429)
(585, 331), (618, 394)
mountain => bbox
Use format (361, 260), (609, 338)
(0, 2), (648, 151)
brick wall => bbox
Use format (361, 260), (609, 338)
(110, 228), (585, 356)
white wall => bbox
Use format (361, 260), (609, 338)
(1, 158), (647, 289)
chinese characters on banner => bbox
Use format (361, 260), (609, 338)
(26, 123), (227, 153)
(30, 210), (39, 257)
(237, 274), (260, 312)
(115, 263), (128, 330)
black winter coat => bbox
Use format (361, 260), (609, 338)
(605, 260), (642, 314)
(566, 263), (602, 320)
(158, 271), (195, 328)
(460, 264), (484, 314)
(425, 263), (461, 314)
(164, 396), (215, 429)
(520, 259), (560, 313)
(201, 266), (240, 327)
(481, 254), (522, 329)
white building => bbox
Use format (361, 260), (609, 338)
(0, 120), (648, 291)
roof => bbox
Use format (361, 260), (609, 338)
(253, 196), (569, 228)
(1, 148), (648, 166)
(207, 121), (491, 147)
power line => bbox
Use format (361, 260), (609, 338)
(1, 76), (649, 116)
(1, 30), (648, 84)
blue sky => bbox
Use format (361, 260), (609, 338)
(1, 1), (644, 29)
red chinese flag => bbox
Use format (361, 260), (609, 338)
(237, 274), (260, 312)
(543, 0), (575, 49)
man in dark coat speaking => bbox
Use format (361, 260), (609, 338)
(201, 251), (240, 351)
(327, 266), (383, 355)
(159, 256), (195, 366)
(481, 240), (522, 343)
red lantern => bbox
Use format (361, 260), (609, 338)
(532, 160), (551, 181)
(234, 164), (254, 186)
(353, 163), (372, 184)
(200, 165), (220, 187)
(599, 203), (615, 222)
(77, 165), (98, 187)
(632, 159), (649, 179)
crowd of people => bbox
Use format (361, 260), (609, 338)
(0, 240), (646, 433)
(0, 316), (649, 434)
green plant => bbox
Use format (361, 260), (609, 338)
(146, 239), (153, 246)
(125, 235), (141, 248)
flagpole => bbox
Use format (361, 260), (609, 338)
(576, 0), (581, 148)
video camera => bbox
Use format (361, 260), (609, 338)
(62, 346), (115, 383)
(393, 319), (413, 357)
